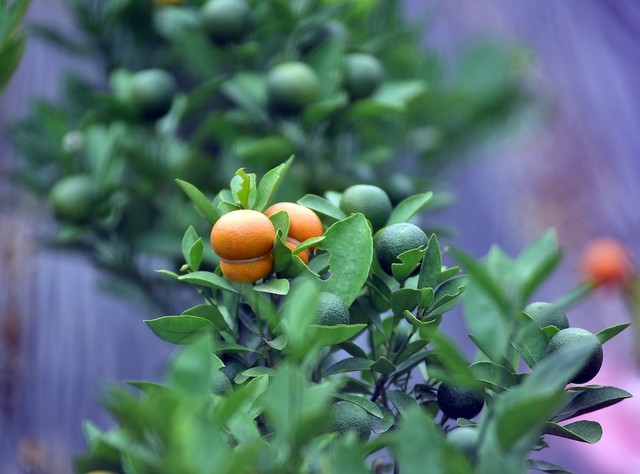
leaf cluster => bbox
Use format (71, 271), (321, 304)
(76, 165), (632, 473)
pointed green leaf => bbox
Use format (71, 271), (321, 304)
(254, 278), (290, 295)
(392, 247), (427, 282)
(553, 386), (632, 422)
(388, 192), (434, 225)
(323, 357), (374, 376)
(596, 322), (631, 344)
(182, 304), (230, 332)
(176, 179), (219, 224)
(337, 393), (383, 419)
(526, 460), (572, 474)
(387, 390), (419, 417)
(145, 315), (215, 344)
(266, 334), (288, 351)
(391, 288), (420, 319)
(297, 194), (348, 221)
(311, 324), (367, 346)
(371, 356), (396, 375)
(469, 361), (516, 392)
(178, 271), (239, 293)
(255, 157), (294, 211)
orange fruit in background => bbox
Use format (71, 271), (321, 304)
(210, 209), (275, 282)
(580, 238), (632, 286)
(264, 202), (323, 263)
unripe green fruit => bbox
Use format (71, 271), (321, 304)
(266, 62), (320, 114)
(437, 384), (484, 420)
(546, 328), (603, 384)
(129, 69), (176, 121)
(375, 223), (429, 276)
(316, 292), (350, 326)
(200, 0), (250, 43)
(340, 184), (392, 232)
(327, 401), (371, 441)
(525, 301), (569, 330)
(343, 53), (383, 100)
(49, 174), (98, 221)
(448, 426), (479, 460)
(220, 356), (248, 383)
(211, 369), (232, 395)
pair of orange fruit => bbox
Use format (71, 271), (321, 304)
(210, 203), (323, 282)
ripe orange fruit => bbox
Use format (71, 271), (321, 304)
(264, 202), (323, 263)
(210, 209), (275, 282)
(580, 238), (632, 286)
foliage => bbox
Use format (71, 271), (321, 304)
(11, 0), (534, 310)
(0, 0), (30, 93)
(76, 164), (632, 473)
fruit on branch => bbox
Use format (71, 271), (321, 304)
(315, 292), (350, 326)
(129, 68), (177, 121)
(339, 184), (392, 231)
(343, 53), (383, 100)
(327, 400), (371, 441)
(524, 301), (569, 330)
(49, 174), (98, 221)
(580, 238), (632, 286)
(437, 384), (484, 420)
(546, 327), (603, 384)
(375, 223), (429, 276)
(264, 202), (323, 264)
(266, 62), (320, 114)
(200, 0), (251, 44)
(210, 209), (275, 282)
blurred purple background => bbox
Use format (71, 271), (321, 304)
(1, 0), (639, 472)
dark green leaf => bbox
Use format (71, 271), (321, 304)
(323, 357), (374, 376)
(254, 278), (290, 295)
(297, 194), (348, 221)
(266, 334), (288, 351)
(371, 356), (396, 375)
(526, 459), (572, 474)
(596, 322), (631, 344)
(553, 386), (632, 422)
(392, 247), (427, 282)
(318, 214), (373, 306)
(178, 271), (238, 293)
(176, 179), (220, 224)
(387, 390), (419, 417)
(370, 406), (395, 433)
(145, 315), (215, 344)
(388, 192), (434, 226)
(543, 420), (602, 444)
(311, 324), (367, 346)
(182, 304), (230, 332)
(391, 288), (420, 319)
(469, 361), (516, 392)
(337, 393), (383, 419)
(513, 313), (549, 368)
(418, 234), (443, 290)
(255, 157), (294, 211)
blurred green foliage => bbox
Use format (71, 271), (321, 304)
(0, 0), (30, 92)
(11, 0), (534, 309)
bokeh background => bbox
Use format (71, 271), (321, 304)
(1, 0), (639, 472)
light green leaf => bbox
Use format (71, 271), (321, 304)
(388, 192), (434, 226)
(176, 179), (220, 224)
(145, 315), (215, 344)
(298, 194), (348, 221)
(255, 157), (294, 211)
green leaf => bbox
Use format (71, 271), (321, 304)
(307, 34), (344, 99)
(220, 72), (268, 123)
(182, 304), (230, 332)
(387, 390), (419, 417)
(303, 95), (347, 125)
(543, 420), (602, 444)
(388, 192), (434, 225)
(392, 247), (427, 282)
(254, 157), (294, 212)
(317, 214), (373, 306)
(176, 179), (220, 224)
(553, 386), (632, 422)
(181, 226), (201, 269)
(452, 247), (511, 314)
(372, 80), (427, 106)
(323, 357), (374, 376)
(418, 234), (443, 289)
(337, 393), (383, 419)
(145, 315), (215, 345)
(596, 322), (631, 344)
(167, 334), (214, 396)
(370, 406), (395, 434)
(297, 194), (348, 221)
(469, 361), (516, 392)
(266, 334), (288, 351)
(254, 278), (290, 295)
(428, 332), (479, 389)
(391, 288), (420, 319)
(311, 324), (367, 346)
(516, 230), (562, 302)
(496, 392), (565, 450)
(178, 271), (238, 293)
(230, 168), (255, 209)
(403, 310), (436, 329)
(371, 356), (396, 375)
(234, 367), (276, 384)
(512, 313), (549, 368)
(526, 460), (572, 474)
